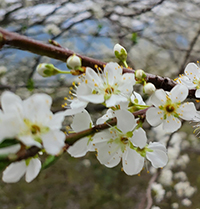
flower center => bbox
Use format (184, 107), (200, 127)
(193, 79), (200, 89)
(105, 86), (114, 94)
(31, 125), (41, 135)
(165, 104), (175, 113)
(120, 137), (129, 144)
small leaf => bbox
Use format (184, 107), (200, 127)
(42, 155), (60, 170)
(0, 139), (19, 149)
(0, 159), (10, 171)
(27, 78), (34, 91)
(131, 33), (138, 44)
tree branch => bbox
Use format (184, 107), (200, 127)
(0, 28), (193, 95)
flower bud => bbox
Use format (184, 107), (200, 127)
(135, 69), (145, 80)
(113, 43), (127, 62)
(66, 54), (82, 70)
(143, 83), (156, 95)
(36, 63), (59, 77)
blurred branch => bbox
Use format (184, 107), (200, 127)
(179, 27), (200, 74)
(0, 28), (197, 97)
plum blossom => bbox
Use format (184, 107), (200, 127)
(146, 85), (196, 133)
(67, 110), (95, 157)
(93, 109), (168, 175)
(0, 91), (65, 155)
(176, 62), (200, 98)
(3, 157), (41, 183)
(69, 62), (135, 108)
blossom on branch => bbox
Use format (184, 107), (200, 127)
(146, 85), (196, 133)
(176, 62), (200, 98)
(93, 109), (168, 175)
(3, 157), (41, 183)
(0, 91), (66, 155)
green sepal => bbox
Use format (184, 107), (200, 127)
(0, 139), (19, 148)
(42, 155), (60, 170)
(27, 78), (34, 91)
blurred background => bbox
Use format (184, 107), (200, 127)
(0, 0), (200, 208)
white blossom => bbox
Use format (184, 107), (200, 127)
(67, 110), (95, 157)
(93, 109), (168, 175)
(176, 62), (200, 98)
(151, 182), (165, 202)
(146, 84), (196, 133)
(2, 158), (41, 183)
(0, 91), (66, 155)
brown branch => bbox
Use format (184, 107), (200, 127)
(2, 107), (150, 163)
(179, 27), (200, 74)
(0, 27), (192, 96)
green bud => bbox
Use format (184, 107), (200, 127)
(36, 63), (60, 77)
(113, 43), (127, 62)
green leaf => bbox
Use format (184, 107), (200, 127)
(131, 33), (138, 44)
(0, 159), (10, 171)
(27, 78), (34, 91)
(0, 139), (19, 148)
(42, 155), (60, 170)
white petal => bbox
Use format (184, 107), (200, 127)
(146, 107), (163, 127)
(131, 92), (146, 105)
(115, 109), (136, 133)
(79, 94), (104, 104)
(42, 130), (65, 155)
(71, 110), (92, 132)
(48, 111), (65, 130)
(184, 63), (200, 80)
(104, 62), (122, 86)
(1, 91), (23, 115)
(177, 103), (196, 120)
(70, 98), (88, 110)
(146, 142), (168, 168)
(25, 158), (41, 183)
(95, 140), (122, 168)
(23, 93), (52, 123)
(195, 89), (200, 98)
(131, 128), (147, 148)
(118, 73), (135, 94)
(67, 137), (91, 157)
(2, 161), (26, 183)
(0, 144), (21, 155)
(64, 107), (85, 116)
(149, 89), (166, 106)
(170, 85), (188, 103)
(18, 135), (42, 148)
(122, 147), (144, 175)
(105, 94), (127, 107)
(163, 115), (181, 133)
(85, 67), (104, 89)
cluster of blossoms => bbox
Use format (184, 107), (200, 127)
(0, 43), (199, 185)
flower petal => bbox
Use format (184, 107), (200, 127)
(149, 89), (166, 106)
(1, 91), (23, 115)
(0, 144), (21, 155)
(105, 94), (127, 107)
(195, 89), (200, 98)
(131, 128), (147, 148)
(2, 161), (26, 183)
(18, 135), (42, 148)
(104, 62), (122, 86)
(122, 147), (144, 175)
(25, 158), (41, 183)
(47, 111), (65, 130)
(115, 109), (136, 133)
(184, 63), (200, 80)
(170, 85), (188, 103)
(146, 107), (164, 127)
(42, 130), (65, 155)
(68, 137), (91, 157)
(79, 94), (104, 104)
(163, 115), (181, 133)
(147, 142), (168, 168)
(177, 102), (196, 120)
(23, 93), (52, 123)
